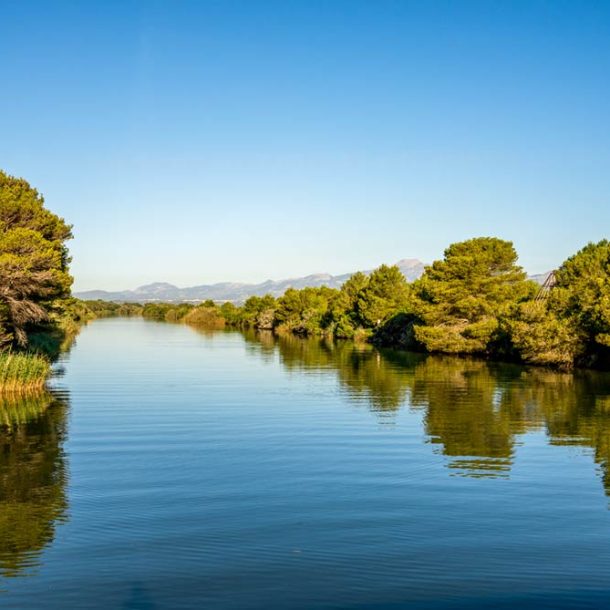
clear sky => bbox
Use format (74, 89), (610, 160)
(1, 0), (609, 291)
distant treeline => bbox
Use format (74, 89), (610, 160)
(85, 236), (610, 371)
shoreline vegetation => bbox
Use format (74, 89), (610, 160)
(83, 236), (610, 372)
(0, 170), (91, 393)
(0, 351), (50, 393)
(2, 168), (609, 395)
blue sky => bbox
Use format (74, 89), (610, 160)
(1, 0), (609, 291)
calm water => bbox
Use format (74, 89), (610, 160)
(2, 318), (610, 609)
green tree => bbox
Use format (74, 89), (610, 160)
(508, 300), (583, 369)
(356, 265), (410, 328)
(328, 271), (369, 338)
(141, 303), (174, 321)
(0, 171), (73, 347)
(507, 241), (610, 369)
(239, 294), (277, 328)
(551, 240), (610, 352)
(164, 303), (194, 322)
(412, 237), (535, 354)
(340, 271), (369, 309)
(219, 301), (240, 325)
(275, 287), (335, 335)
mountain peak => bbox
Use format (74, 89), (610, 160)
(396, 258), (424, 267)
(135, 282), (179, 293)
(395, 259), (426, 281)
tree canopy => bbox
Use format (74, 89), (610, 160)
(0, 171), (73, 347)
(509, 241), (610, 369)
(552, 240), (610, 351)
(411, 237), (535, 354)
(356, 264), (410, 328)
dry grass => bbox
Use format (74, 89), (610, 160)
(183, 306), (226, 329)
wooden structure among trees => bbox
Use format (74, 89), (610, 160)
(534, 271), (557, 301)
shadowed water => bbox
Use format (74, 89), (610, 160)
(2, 317), (610, 609)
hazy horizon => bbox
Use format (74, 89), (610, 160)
(1, 1), (608, 292)
(75, 255), (552, 294)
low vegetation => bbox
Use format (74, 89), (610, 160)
(83, 299), (143, 318)
(0, 351), (50, 393)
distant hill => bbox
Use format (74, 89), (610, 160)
(75, 259), (426, 303)
(529, 271), (553, 285)
(76, 259), (552, 303)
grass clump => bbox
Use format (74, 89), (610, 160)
(182, 305), (226, 328)
(0, 351), (50, 393)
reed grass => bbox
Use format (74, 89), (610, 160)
(182, 306), (226, 329)
(0, 351), (50, 393)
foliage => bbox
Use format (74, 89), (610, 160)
(502, 241), (610, 369)
(219, 302), (241, 325)
(164, 303), (194, 322)
(0, 351), (50, 393)
(0, 170), (73, 348)
(507, 301), (584, 369)
(182, 304), (225, 328)
(238, 295), (277, 329)
(372, 312), (418, 349)
(29, 297), (101, 360)
(411, 237), (535, 354)
(356, 265), (410, 328)
(83, 299), (143, 318)
(141, 303), (176, 321)
(275, 287), (334, 335)
(551, 240), (610, 355)
(328, 272), (369, 338)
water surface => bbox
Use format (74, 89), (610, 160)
(2, 317), (610, 609)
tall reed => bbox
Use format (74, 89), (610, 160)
(0, 351), (50, 393)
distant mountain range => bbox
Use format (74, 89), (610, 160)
(75, 259), (427, 303)
(75, 259), (552, 304)
(529, 272), (552, 285)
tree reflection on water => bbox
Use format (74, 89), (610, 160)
(246, 331), (610, 490)
(0, 391), (69, 578)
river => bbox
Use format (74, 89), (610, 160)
(2, 317), (610, 609)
